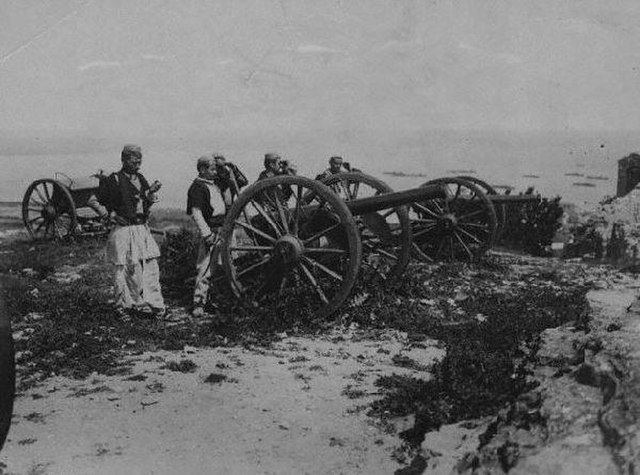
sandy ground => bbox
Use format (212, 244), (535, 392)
(4, 215), (640, 473)
(1, 327), (484, 475)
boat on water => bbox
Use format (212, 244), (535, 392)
(522, 174), (540, 178)
(383, 171), (428, 178)
(585, 175), (609, 180)
(564, 172), (584, 177)
(573, 182), (596, 187)
(446, 169), (477, 174)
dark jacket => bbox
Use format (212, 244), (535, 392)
(97, 170), (153, 223)
(186, 179), (225, 228)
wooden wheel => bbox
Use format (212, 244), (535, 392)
(321, 172), (411, 283)
(411, 177), (497, 261)
(457, 175), (506, 236)
(22, 179), (78, 240)
(0, 283), (15, 452)
(219, 175), (362, 320)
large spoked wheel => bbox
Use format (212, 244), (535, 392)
(219, 176), (362, 320)
(0, 283), (15, 452)
(411, 177), (497, 262)
(457, 175), (506, 236)
(321, 172), (411, 283)
(22, 179), (78, 240)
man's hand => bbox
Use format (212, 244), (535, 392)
(149, 180), (162, 193)
(204, 232), (219, 247)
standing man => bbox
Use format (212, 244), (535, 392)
(94, 144), (165, 318)
(314, 155), (358, 181)
(257, 152), (296, 201)
(187, 155), (234, 318)
(211, 154), (248, 210)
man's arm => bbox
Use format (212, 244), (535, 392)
(191, 208), (217, 245)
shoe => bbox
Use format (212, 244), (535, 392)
(191, 306), (205, 318)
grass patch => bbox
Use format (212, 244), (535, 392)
(367, 275), (590, 447)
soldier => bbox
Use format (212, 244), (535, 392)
(93, 144), (166, 319)
(211, 154), (248, 210)
(187, 154), (246, 318)
(315, 155), (357, 181)
(257, 152), (296, 181)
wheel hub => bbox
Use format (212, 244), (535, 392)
(41, 204), (57, 221)
(273, 234), (304, 268)
(440, 213), (458, 230)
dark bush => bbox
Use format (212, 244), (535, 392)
(159, 227), (200, 303)
(564, 223), (604, 259)
(498, 193), (564, 256)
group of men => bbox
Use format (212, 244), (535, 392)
(92, 145), (356, 321)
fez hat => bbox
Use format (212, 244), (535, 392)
(121, 144), (142, 160)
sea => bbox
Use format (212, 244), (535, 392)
(0, 129), (635, 209)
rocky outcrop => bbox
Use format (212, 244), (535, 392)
(454, 280), (640, 474)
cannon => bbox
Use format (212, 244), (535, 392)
(217, 173), (539, 319)
(21, 172), (109, 240)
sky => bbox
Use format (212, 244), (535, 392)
(2, 0), (640, 144)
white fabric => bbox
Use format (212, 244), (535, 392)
(106, 224), (161, 265)
(113, 259), (164, 311)
(191, 208), (211, 238)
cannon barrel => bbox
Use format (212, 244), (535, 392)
(345, 184), (447, 216)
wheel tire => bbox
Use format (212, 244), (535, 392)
(22, 179), (78, 240)
(0, 281), (15, 452)
(412, 177), (497, 261)
(220, 175), (362, 320)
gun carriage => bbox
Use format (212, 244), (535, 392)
(217, 173), (539, 319)
(21, 172), (108, 240)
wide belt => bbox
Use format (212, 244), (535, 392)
(115, 214), (147, 226)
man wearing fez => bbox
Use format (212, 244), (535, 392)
(315, 155), (357, 181)
(187, 154), (248, 318)
(93, 145), (165, 318)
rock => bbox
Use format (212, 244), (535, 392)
(537, 327), (584, 367)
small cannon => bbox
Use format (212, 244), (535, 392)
(21, 172), (109, 240)
(217, 173), (539, 319)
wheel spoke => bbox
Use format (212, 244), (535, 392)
(43, 183), (52, 201)
(351, 182), (360, 200)
(413, 223), (438, 238)
(234, 220), (277, 244)
(34, 186), (48, 204)
(302, 222), (341, 245)
(301, 256), (343, 282)
(28, 216), (44, 225)
(457, 226), (483, 245)
(370, 247), (398, 260)
(434, 238), (446, 259)
(251, 200), (283, 237)
(299, 263), (329, 304)
(304, 247), (346, 255)
(275, 194), (290, 234)
(414, 202), (441, 218)
(458, 221), (490, 231)
(291, 185), (303, 235)
(229, 245), (274, 252)
(458, 209), (486, 221)
(453, 230), (474, 260)
(236, 255), (271, 278)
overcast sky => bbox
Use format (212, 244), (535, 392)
(2, 0), (640, 140)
